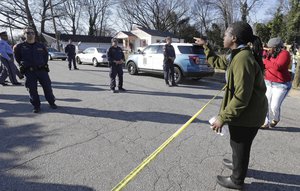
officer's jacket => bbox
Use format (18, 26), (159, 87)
(163, 44), (176, 63)
(14, 42), (48, 67)
(65, 44), (76, 56)
(107, 46), (124, 63)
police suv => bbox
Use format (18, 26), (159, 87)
(125, 43), (214, 83)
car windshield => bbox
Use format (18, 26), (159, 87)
(177, 45), (204, 54)
(97, 48), (107, 53)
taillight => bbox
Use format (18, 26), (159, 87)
(189, 56), (200, 65)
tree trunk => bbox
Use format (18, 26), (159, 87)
(292, 58), (300, 89)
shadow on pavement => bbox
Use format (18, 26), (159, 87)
(259, 126), (300, 133)
(0, 119), (94, 191)
(57, 106), (205, 124)
(246, 169), (300, 191)
(124, 89), (223, 100)
(0, 98), (205, 124)
(51, 81), (107, 91)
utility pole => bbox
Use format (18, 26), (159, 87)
(50, 0), (60, 51)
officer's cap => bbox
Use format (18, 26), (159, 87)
(0, 31), (7, 36)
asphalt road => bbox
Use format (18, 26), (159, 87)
(0, 60), (299, 191)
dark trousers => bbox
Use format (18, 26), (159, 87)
(163, 61), (175, 84)
(0, 57), (19, 84)
(109, 63), (123, 89)
(25, 71), (55, 108)
(68, 55), (77, 69)
(229, 125), (259, 185)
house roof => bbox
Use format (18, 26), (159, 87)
(120, 31), (136, 37)
(137, 27), (178, 38)
(43, 32), (113, 43)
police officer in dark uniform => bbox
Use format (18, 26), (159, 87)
(65, 39), (78, 70)
(107, 38), (126, 93)
(163, 36), (177, 87)
(14, 26), (57, 113)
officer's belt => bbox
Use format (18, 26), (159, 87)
(25, 65), (48, 72)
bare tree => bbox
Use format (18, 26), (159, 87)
(56, 0), (83, 35)
(82, 0), (113, 36)
(0, 0), (33, 30)
(211, 0), (238, 29)
(36, 0), (66, 33)
(239, 0), (263, 22)
(117, 0), (189, 32)
(192, 0), (219, 34)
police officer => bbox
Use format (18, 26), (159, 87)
(0, 31), (22, 86)
(163, 36), (177, 87)
(107, 38), (126, 93)
(65, 39), (78, 70)
(14, 26), (57, 113)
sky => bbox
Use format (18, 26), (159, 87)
(0, 0), (283, 37)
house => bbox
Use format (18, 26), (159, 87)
(114, 27), (183, 52)
(42, 32), (115, 53)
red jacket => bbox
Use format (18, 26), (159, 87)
(263, 49), (291, 83)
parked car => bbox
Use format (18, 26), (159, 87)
(75, 47), (108, 67)
(125, 43), (214, 83)
(48, 47), (67, 61)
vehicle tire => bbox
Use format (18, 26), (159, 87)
(48, 55), (52, 60)
(127, 61), (138, 75)
(174, 66), (183, 84)
(62, 58), (66, 61)
(76, 57), (82, 65)
(92, 58), (98, 67)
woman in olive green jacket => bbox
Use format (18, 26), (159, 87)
(195, 22), (268, 190)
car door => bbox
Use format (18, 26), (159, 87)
(139, 45), (156, 70)
(151, 45), (164, 71)
(81, 48), (90, 62)
(86, 48), (96, 63)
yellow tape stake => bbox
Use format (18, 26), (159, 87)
(112, 85), (227, 191)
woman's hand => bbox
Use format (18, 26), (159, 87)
(193, 37), (207, 46)
(210, 118), (223, 134)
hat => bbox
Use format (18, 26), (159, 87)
(0, 31), (7, 36)
(267, 37), (283, 48)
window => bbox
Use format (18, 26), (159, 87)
(177, 45), (204, 54)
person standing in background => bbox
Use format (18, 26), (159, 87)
(65, 39), (78, 70)
(0, 31), (22, 86)
(107, 38), (126, 93)
(261, 37), (291, 128)
(163, 36), (177, 87)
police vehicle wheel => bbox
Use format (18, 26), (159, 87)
(76, 57), (82, 64)
(127, 61), (138, 75)
(174, 66), (183, 84)
(93, 58), (99, 67)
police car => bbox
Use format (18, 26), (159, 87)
(125, 43), (214, 83)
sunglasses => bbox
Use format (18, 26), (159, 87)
(25, 32), (35, 35)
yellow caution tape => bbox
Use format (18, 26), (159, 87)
(112, 85), (227, 191)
